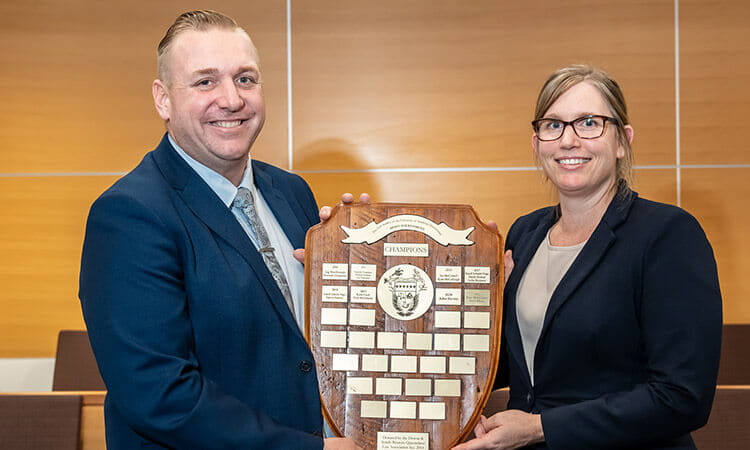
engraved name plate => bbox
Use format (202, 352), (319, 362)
(322, 285), (348, 302)
(351, 286), (377, 303)
(306, 202), (503, 449)
(435, 288), (462, 306)
(351, 263), (378, 281)
(377, 432), (429, 450)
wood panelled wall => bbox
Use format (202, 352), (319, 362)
(1, 0), (748, 357)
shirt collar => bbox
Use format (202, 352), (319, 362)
(168, 134), (255, 207)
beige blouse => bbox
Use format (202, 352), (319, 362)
(515, 230), (586, 385)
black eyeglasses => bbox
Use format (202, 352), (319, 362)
(532, 114), (618, 141)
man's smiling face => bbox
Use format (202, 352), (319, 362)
(153, 27), (265, 183)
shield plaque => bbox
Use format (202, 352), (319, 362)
(305, 202), (503, 449)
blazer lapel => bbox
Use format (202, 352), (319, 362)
(253, 162), (307, 249)
(504, 208), (557, 386)
(152, 137), (302, 335)
(537, 189), (636, 346)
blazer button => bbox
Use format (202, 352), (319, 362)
(299, 360), (313, 372)
(526, 392), (532, 403)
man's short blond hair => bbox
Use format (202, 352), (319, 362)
(157, 10), (241, 82)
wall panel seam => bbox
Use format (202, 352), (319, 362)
(675, 0), (682, 206)
(0, 173), (128, 177)
(291, 165), (750, 175)
(3, 165), (750, 178)
(286, 0), (294, 171)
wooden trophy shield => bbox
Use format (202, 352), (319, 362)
(305, 202), (503, 450)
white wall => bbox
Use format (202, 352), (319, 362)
(0, 358), (55, 392)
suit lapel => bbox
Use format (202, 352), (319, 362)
(537, 189), (636, 347)
(253, 162), (307, 249)
(152, 136), (302, 336)
(504, 208), (557, 386)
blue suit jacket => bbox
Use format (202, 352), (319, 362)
(79, 135), (324, 449)
(498, 187), (722, 450)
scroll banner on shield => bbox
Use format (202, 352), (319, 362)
(304, 202), (503, 450)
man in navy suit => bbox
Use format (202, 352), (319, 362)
(79, 10), (359, 449)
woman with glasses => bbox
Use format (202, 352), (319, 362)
(454, 65), (722, 450)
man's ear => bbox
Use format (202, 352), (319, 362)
(152, 79), (170, 121)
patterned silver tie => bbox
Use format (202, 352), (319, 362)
(232, 187), (296, 318)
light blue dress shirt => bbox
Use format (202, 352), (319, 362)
(168, 135), (306, 330)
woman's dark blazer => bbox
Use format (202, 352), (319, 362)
(498, 187), (722, 450)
